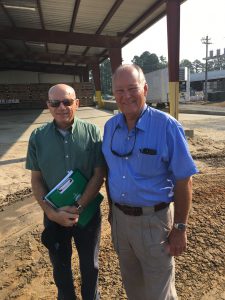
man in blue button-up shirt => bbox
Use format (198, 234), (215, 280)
(102, 64), (198, 300)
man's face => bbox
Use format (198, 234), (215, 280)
(113, 68), (148, 118)
(47, 85), (79, 129)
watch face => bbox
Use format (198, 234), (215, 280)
(77, 205), (84, 214)
(175, 223), (187, 230)
(178, 224), (185, 230)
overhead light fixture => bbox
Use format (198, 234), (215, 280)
(26, 42), (45, 47)
(3, 4), (36, 11)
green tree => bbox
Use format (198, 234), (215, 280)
(132, 51), (166, 73)
(180, 59), (194, 73)
(159, 55), (168, 69)
(213, 56), (225, 70)
(192, 59), (204, 73)
(100, 58), (112, 95)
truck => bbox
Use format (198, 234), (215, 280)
(145, 67), (190, 108)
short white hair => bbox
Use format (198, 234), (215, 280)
(112, 64), (146, 90)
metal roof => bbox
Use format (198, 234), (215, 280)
(190, 70), (225, 82)
(0, 0), (185, 75)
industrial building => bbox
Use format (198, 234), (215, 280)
(0, 0), (185, 119)
(190, 69), (225, 101)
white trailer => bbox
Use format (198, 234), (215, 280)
(145, 67), (190, 107)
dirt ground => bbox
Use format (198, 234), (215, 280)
(0, 104), (225, 300)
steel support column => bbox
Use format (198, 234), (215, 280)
(108, 47), (122, 73)
(91, 63), (104, 108)
(83, 67), (89, 82)
(167, 0), (180, 120)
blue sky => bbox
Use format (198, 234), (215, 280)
(122, 0), (225, 63)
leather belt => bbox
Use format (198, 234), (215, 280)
(114, 202), (170, 216)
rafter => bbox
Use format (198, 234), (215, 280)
(121, 0), (165, 38)
(0, 50), (99, 64)
(36, 0), (48, 52)
(0, 3), (15, 26)
(0, 26), (121, 48)
(0, 60), (87, 75)
(65, 0), (81, 55)
(80, 0), (123, 60)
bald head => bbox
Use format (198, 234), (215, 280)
(48, 84), (76, 100)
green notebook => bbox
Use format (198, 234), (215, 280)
(44, 169), (103, 228)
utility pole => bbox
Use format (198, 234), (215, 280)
(201, 35), (212, 101)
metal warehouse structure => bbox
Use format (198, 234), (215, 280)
(0, 0), (186, 118)
(191, 69), (225, 101)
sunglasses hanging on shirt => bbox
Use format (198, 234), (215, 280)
(110, 106), (148, 158)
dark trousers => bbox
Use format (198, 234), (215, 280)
(43, 210), (101, 300)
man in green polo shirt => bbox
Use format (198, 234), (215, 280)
(26, 83), (105, 300)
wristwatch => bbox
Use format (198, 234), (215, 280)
(74, 202), (84, 214)
(174, 223), (187, 231)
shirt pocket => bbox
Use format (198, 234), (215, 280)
(133, 153), (163, 177)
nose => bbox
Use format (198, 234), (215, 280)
(58, 101), (67, 108)
(123, 89), (132, 98)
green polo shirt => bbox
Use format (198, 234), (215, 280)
(26, 117), (105, 191)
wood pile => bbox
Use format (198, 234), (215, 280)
(0, 82), (95, 109)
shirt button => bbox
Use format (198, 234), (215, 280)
(65, 140), (68, 143)
(125, 157), (128, 160)
(65, 155), (69, 158)
(122, 193), (125, 197)
(122, 176), (126, 179)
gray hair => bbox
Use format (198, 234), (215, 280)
(112, 64), (146, 89)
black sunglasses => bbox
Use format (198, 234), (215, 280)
(110, 125), (137, 158)
(110, 107), (148, 158)
(48, 99), (75, 107)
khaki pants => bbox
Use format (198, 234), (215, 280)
(111, 203), (178, 300)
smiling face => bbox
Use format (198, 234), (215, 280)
(47, 84), (79, 129)
(112, 65), (148, 121)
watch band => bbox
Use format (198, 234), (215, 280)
(74, 202), (84, 214)
(174, 223), (187, 231)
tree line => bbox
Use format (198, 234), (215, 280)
(100, 51), (225, 95)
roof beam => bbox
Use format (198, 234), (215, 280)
(0, 26), (121, 48)
(81, 0), (123, 59)
(122, 11), (166, 47)
(0, 50), (99, 64)
(0, 3), (16, 27)
(0, 60), (87, 75)
(36, 0), (48, 52)
(121, 0), (165, 38)
(96, 0), (124, 35)
(65, 0), (81, 55)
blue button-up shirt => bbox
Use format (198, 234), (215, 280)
(102, 105), (198, 207)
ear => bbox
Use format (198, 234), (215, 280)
(76, 99), (80, 107)
(143, 82), (148, 96)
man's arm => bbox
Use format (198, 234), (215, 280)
(105, 170), (113, 224)
(167, 176), (192, 256)
(31, 170), (79, 227)
(75, 166), (106, 210)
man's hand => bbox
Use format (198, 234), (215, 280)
(165, 228), (187, 256)
(50, 206), (79, 227)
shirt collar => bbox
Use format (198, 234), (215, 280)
(116, 104), (148, 131)
(136, 104), (148, 131)
(53, 119), (73, 132)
